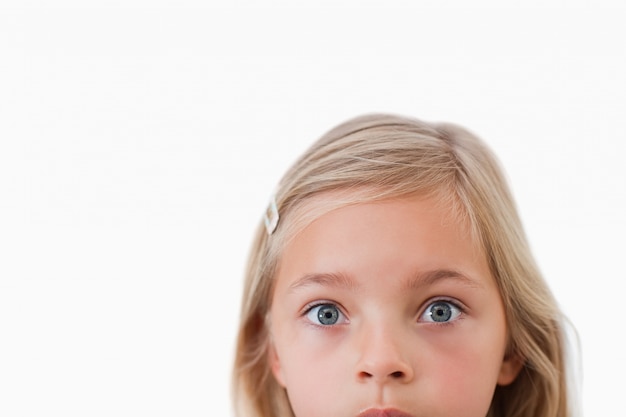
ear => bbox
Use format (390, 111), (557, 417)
(497, 353), (524, 386)
(268, 341), (286, 387)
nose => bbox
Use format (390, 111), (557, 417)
(355, 321), (414, 384)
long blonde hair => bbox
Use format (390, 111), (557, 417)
(232, 114), (571, 417)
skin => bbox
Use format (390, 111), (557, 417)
(268, 195), (522, 417)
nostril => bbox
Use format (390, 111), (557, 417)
(357, 370), (408, 382)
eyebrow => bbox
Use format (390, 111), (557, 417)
(288, 272), (359, 293)
(402, 269), (484, 291)
(287, 268), (484, 293)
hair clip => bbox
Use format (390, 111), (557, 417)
(264, 195), (280, 235)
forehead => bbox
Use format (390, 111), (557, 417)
(273, 194), (488, 288)
(273, 189), (474, 255)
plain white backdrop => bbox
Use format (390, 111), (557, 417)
(1, 1), (625, 416)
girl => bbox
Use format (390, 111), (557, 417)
(232, 114), (572, 417)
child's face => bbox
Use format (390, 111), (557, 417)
(268, 195), (521, 417)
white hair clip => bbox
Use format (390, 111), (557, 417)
(264, 195), (280, 235)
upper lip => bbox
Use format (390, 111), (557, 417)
(357, 408), (415, 417)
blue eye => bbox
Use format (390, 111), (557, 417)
(421, 301), (462, 323)
(305, 303), (346, 326)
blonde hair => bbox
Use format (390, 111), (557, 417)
(232, 114), (571, 417)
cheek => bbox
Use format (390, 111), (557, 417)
(421, 322), (508, 414)
(276, 328), (348, 383)
(274, 333), (351, 417)
(431, 347), (500, 413)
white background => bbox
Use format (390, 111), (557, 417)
(1, 1), (625, 416)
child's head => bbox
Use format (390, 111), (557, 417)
(233, 114), (569, 417)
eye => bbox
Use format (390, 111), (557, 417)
(420, 300), (462, 323)
(305, 303), (347, 326)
